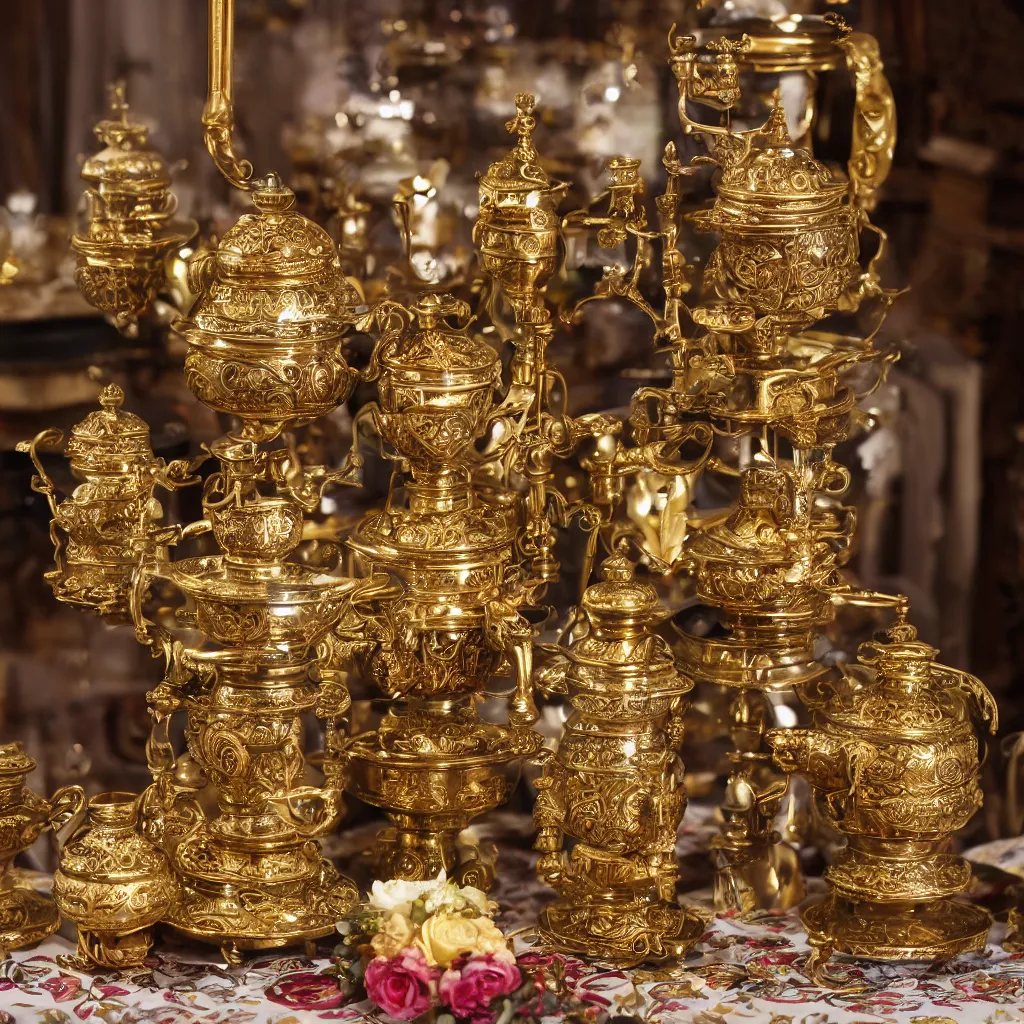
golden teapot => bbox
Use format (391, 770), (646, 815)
(18, 384), (167, 623)
(180, 174), (360, 442)
(768, 612), (998, 979)
(0, 742), (84, 956)
(693, 105), (859, 351)
(365, 292), (502, 509)
(71, 83), (196, 323)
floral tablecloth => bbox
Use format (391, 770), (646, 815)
(3, 821), (1024, 1024)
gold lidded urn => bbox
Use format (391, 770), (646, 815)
(53, 792), (177, 969)
(368, 292), (502, 509)
(473, 93), (567, 321)
(768, 610), (998, 980)
(0, 743), (83, 957)
(179, 172), (361, 443)
(692, 104), (860, 354)
(340, 291), (543, 889)
(533, 554), (707, 964)
(17, 383), (194, 624)
(72, 82), (197, 323)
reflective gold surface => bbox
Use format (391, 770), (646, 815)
(71, 82), (197, 325)
(770, 612), (997, 981)
(0, 744), (83, 958)
(339, 292), (544, 888)
(15, 0), (994, 979)
(534, 554), (707, 964)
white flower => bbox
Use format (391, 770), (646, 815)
(369, 870), (447, 916)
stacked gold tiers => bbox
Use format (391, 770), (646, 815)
(338, 292), (544, 887)
(24, 166), (369, 964)
(534, 555), (707, 964)
(14, 0), (998, 981)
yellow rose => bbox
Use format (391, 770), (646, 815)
(466, 917), (510, 957)
(416, 914), (510, 967)
(371, 911), (415, 958)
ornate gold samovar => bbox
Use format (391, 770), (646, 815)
(71, 82), (197, 324)
(23, 13), (376, 954)
(19, 383), (195, 623)
(769, 611), (998, 980)
(339, 293), (543, 888)
(533, 554), (707, 964)
(563, 22), (901, 921)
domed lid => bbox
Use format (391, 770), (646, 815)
(216, 174), (337, 279)
(0, 742), (35, 779)
(479, 93), (564, 201)
(858, 615), (940, 685)
(188, 173), (359, 339)
(383, 293), (500, 378)
(820, 610), (973, 734)
(717, 104), (847, 208)
(65, 384), (155, 473)
(80, 83), (172, 192)
(581, 554), (661, 634)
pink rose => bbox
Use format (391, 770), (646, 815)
(438, 953), (522, 1021)
(365, 948), (439, 1020)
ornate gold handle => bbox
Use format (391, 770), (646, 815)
(16, 429), (64, 518)
(203, 0), (253, 190)
(47, 785), (86, 833)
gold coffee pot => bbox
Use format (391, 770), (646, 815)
(0, 743), (84, 957)
(769, 611), (998, 982)
(72, 82), (197, 323)
(18, 384), (197, 623)
(53, 792), (177, 969)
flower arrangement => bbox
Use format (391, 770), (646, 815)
(339, 872), (524, 1024)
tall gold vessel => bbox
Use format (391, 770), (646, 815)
(770, 613), (997, 980)
(20, 0), (373, 963)
(534, 554), (707, 964)
(337, 292), (544, 888)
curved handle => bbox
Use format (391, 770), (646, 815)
(47, 785), (86, 834)
(837, 28), (896, 218)
(203, 0), (253, 190)
(16, 429), (65, 517)
(269, 785), (344, 838)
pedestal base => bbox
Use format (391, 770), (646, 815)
(375, 825), (496, 890)
(0, 884), (60, 955)
(802, 894), (991, 974)
(712, 837), (805, 913)
(538, 898), (707, 966)
(166, 855), (357, 956)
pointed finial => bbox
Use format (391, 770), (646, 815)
(107, 80), (129, 124)
(505, 94), (539, 163)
